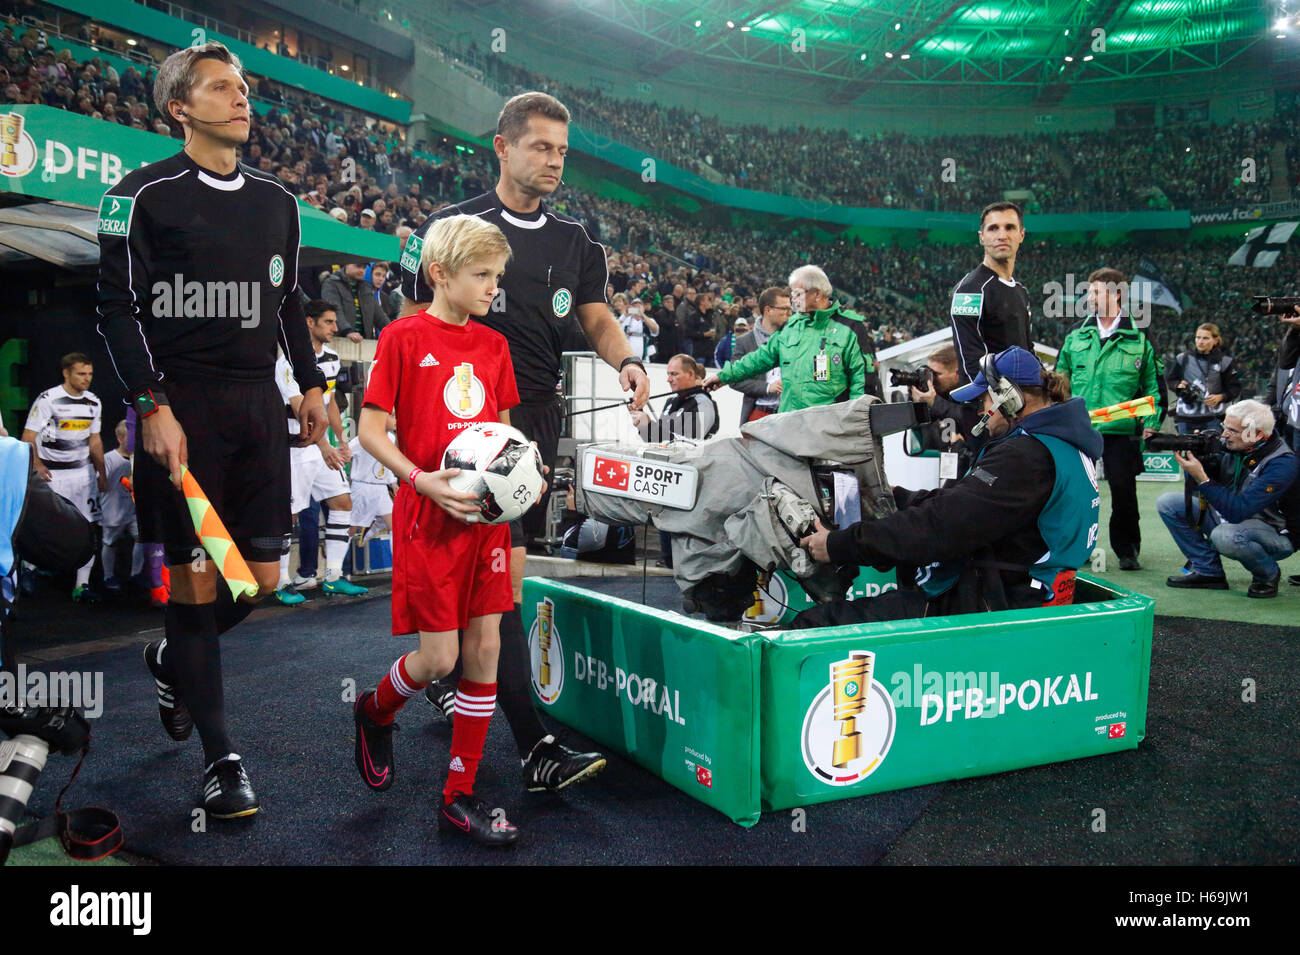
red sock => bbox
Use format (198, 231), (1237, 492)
(442, 678), (496, 803)
(366, 653), (426, 725)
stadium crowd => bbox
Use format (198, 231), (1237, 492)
(0, 4), (1289, 388)
(463, 45), (1293, 213)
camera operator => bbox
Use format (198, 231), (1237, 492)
(1158, 399), (1300, 598)
(907, 343), (982, 463)
(1167, 323), (1239, 434)
(795, 347), (1102, 628)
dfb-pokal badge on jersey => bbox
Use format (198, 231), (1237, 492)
(528, 596), (564, 705)
(269, 254), (285, 288)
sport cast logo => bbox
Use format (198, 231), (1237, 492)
(801, 650), (895, 786)
(528, 597), (564, 704)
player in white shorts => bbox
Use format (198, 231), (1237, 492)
(100, 419), (143, 593)
(348, 418), (397, 544)
(274, 300), (367, 598)
(21, 353), (107, 601)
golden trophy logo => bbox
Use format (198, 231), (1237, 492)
(527, 596), (564, 705)
(0, 111), (38, 178)
(537, 599), (554, 685)
(800, 649), (896, 787)
(743, 570), (786, 626)
(830, 651), (872, 768)
(2, 112), (23, 167)
(453, 362), (472, 412)
(443, 361), (485, 419)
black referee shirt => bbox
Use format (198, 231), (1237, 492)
(948, 263), (1032, 383)
(399, 191), (608, 402)
(96, 151), (325, 397)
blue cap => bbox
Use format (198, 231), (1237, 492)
(950, 346), (1044, 403)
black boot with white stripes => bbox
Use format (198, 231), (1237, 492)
(203, 754), (260, 819)
(521, 735), (607, 793)
(143, 639), (193, 741)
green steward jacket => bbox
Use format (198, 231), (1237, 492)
(716, 305), (867, 413)
(1056, 315), (1167, 436)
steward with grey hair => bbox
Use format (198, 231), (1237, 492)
(1158, 396), (1300, 597)
(705, 262), (871, 412)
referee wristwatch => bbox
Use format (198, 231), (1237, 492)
(619, 357), (646, 375)
(131, 387), (169, 419)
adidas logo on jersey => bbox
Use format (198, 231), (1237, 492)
(448, 756), (466, 772)
(419, 353), (439, 367)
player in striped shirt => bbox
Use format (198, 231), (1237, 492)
(22, 353), (106, 601)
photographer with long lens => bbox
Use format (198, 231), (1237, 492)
(1167, 323), (1240, 435)
(902, 344), (981, 465)
(1157, 399), (1300, 597)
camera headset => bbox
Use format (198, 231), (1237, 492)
(970, 351), (1028, 436)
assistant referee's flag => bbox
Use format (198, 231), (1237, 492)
(179, 466), (259, 600)
(1228, 221), (1299, 268)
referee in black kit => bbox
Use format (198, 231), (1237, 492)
(950, 201), (1033, 384)
(399, 91), (650, 793)
(96, 43), (327, 817)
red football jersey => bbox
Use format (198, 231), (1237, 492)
(364, 310), (520, 469)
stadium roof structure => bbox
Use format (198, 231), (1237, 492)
(459, 0), (1271, 102)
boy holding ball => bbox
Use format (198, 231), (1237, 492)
(353, 215), (521, 846)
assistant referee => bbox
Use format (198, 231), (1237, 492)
(97, 43), (327, 818)
(399, 91), (649, 794)
(950, 201), (1033, 384)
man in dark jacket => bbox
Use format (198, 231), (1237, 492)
(682, 289), (718, 366)
(321, 262), (387, 341)
(1159, 398), (1300, 598)
(730, 286), (791, 424)
(796, 347), (1103, 626)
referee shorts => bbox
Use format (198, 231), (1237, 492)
(507, 397), (562, 548)
(133, 376), (290, 566)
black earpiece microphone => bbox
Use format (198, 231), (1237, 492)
(178, 110), (236, 125)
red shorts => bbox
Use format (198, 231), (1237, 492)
(390, 485), (514, 634)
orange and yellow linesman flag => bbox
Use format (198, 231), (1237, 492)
(1089, 395), (1156, 425)
(179, 466), (258, 600)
